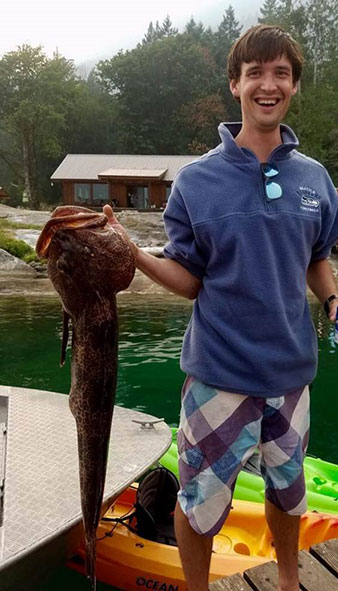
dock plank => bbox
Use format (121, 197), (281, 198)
(209, 572), (252, 590)
(310, 539), (338, 578)
(244, 560), (278, 590)
(297, 549), (338, 590)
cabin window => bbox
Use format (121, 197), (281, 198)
(165, 185), (172, 201)
(93, 183), (109, 204)
(74, 183), (90, 203)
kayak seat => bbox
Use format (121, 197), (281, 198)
(135, 467), (179, 545)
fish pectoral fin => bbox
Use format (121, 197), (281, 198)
(60, 308), (70, 367)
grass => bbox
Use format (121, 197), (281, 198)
(0, 218), (42, 231)
(0, 219), (40, 263)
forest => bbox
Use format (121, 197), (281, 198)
(0, 0), (337, 209)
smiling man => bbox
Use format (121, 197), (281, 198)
(104, 24), (338, 591)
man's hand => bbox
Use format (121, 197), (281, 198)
(328, 297), (338, 323)
(103, 204), (138, 258)
(307, 259), (338, 323)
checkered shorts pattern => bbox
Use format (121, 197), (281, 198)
(177, 376), (310, 536)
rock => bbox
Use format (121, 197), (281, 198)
(0, 249), (37, 276)
(141, 246), (164, 257)
(0, 204), (51, 227)
(29, 261), (48, 275)
(15, 229), (40, 250)
(116, 211), (166, 247)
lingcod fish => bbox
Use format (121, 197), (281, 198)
(36, 205), (135, 590)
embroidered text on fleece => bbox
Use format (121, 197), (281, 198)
(163, 123), (338, 397)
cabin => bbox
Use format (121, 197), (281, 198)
(51, 154), (200, 210)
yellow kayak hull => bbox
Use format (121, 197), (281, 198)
(68, 485), (338, 591)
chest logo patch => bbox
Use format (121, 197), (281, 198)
(297, 186), (321, 212)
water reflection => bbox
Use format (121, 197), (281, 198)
(0, 294), (337, 461)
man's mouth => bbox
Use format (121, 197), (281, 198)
(254, 98), (281, 107)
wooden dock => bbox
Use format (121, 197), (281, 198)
(210, 538), (338, 590)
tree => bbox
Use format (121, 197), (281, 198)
(0, 45), (79, 208)
(160, 15), (178, 38)
(142, 16), (178, 45)
(142, 21), (162, 44)
(96, 35), (221, 154)
(212, 5), (242, 67)
(259, 0), (281, 23)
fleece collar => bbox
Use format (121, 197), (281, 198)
(217, 122), (299, 164)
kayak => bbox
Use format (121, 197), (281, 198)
(159, 429), (338, 514)
(68, 483), (338, 591)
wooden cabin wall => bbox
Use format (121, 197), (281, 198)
(151, 183), (166, 208)
(111, 183), (127, 207)
(62, 182), (74, 205)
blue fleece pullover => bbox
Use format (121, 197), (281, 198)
(163, 123), (338, 397)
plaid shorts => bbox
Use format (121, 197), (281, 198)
(177, 376), (310, 536)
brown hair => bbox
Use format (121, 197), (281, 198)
(227, 24), (304, 83)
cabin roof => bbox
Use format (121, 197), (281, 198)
(51, 154), (200, 182)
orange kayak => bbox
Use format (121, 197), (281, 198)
(68, 484), (338, 591)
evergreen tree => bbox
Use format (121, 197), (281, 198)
(160, 15), (178, 38)
(213, 5), (242, 67)
(185, 17), (206, 43)
(259, 0), (281, 24)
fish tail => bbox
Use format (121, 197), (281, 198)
(85, 534), (96, 591)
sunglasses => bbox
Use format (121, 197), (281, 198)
(261, 163), (282, 201)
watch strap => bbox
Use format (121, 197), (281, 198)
(324, 294), (338, 317)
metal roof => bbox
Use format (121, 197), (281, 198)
(98, 168), (167, 179)
(51, 154), (200, 182)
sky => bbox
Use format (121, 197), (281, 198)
(0, 0), (262, 68)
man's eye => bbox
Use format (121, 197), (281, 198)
(248, 71), (260, 77)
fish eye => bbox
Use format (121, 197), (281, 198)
(56, 258), (71, 274)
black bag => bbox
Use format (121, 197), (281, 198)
(135, 467), (179, 544)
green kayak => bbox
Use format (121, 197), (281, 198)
(159, 428), (338, 514)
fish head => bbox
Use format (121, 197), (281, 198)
(36, 206), (135, 315)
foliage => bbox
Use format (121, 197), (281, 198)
(96, 35), (222, 153)
(0, 0), (337, 206)
(0, 227), (34, 259)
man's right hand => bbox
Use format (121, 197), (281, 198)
(103, 204), (201, 299)
(103, 204), (138, 258)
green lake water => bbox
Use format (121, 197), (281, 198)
(0, 294), (337, 590)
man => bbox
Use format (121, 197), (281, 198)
(104, 24), (338, 591)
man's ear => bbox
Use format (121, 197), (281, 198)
(230, 79), (240, 99)
(291, 82), (298, 96)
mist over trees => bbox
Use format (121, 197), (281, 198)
(0, 1), (337, 208)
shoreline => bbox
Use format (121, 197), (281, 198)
(0, 267), (336, 302)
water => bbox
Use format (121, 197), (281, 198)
(0, 294), (337, 590)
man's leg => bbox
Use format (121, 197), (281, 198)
(265, 499), (300, 591)
(260, 387), (310, 591)
(174, 501), (213, 591)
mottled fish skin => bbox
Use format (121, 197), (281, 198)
(36, 206), (135, 590)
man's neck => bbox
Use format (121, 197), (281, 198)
(234, 124), (283, 163)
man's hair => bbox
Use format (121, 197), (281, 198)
(227, 24), (304, 83)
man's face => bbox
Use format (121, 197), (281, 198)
(230, 56), (298, 132)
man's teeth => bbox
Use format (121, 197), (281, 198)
(256, 99), (278, 105)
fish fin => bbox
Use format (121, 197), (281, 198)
(85, 535), (97, 591)
(60, 309), (70, 367)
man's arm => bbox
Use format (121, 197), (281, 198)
(135, 249), (201, 299)
(103, 205), (201, 300)
(307, 258), (338, 322)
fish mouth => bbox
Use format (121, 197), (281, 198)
(36, 211), (107, 259)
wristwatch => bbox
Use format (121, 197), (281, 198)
(323, 294), (338, 317)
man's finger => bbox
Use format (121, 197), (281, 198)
(103, 204), (118, 224)
(329, 303), (338, 323)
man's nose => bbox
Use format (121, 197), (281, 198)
(260, 74), (278, 92)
